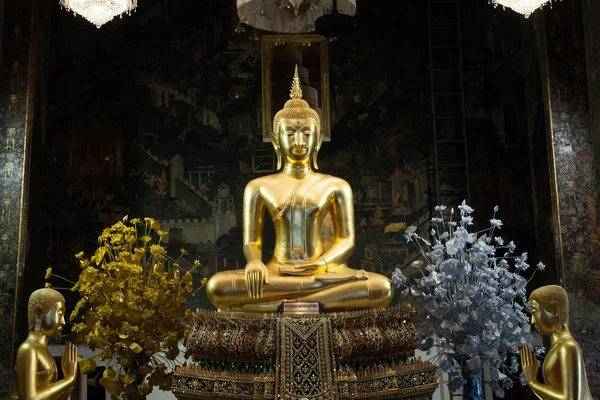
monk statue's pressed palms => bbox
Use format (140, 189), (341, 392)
(520, 285), (593, 400)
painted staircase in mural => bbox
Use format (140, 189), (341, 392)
(132, 140), (236, 246)
(427, 0), (471, 206)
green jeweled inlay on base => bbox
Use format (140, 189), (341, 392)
(197, 359), (276, 372)
(338, 353), (411, 370)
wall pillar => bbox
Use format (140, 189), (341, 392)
(523, 0), (600, 396)
(582, 0), (600, 192)
(581, 0), (600, 391)
(0, 0), (50, 395)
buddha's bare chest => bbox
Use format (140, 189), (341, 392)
(30, 346), (58, 386)
(542, 348), (561, 387)
(262, 177), (333, 220)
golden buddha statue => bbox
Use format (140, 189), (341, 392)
(207, 66), (393, 312)
(11, 288), (78, 400)
(520, 285), (592, 400)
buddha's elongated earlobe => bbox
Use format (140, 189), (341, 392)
(34, 318), (41, 332)
(312, 131), (324, 170)
(269, 130), (282, 170)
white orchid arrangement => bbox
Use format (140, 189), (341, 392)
(392, 201), (545, 397)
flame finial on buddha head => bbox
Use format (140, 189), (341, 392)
(272, 65), (322, 169)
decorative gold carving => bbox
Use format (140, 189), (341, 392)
(280, 302), (322, 314)
(273, 64), (321, 136)
(276, 317), (336, 399)
(173, 306), (438, 399)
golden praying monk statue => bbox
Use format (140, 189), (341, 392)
(11, 288), (78, 400)
(520, 285), (592, 400)
(207, 66), (393, 312)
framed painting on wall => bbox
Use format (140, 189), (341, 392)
(261, 35), (331, 142)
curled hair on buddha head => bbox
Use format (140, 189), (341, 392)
(530, 285), (569, 326)
(271, 64), (323, 170)
(28, 288), (65, 331)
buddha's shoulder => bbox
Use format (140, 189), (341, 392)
(319, 174), (351, 190)
(244, 173), (350, 191)
(557, 336), (582, 350)
(322, 174), (349, 186)
(245, 175), (275, 190)
(16, 339), (42, 356)
(550, 335), (583, 354)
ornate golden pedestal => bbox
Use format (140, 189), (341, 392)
(172, 305), (438, 400)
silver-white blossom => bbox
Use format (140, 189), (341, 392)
(398, 203), (544, 397)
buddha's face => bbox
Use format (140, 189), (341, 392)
(40, 301), (66, 337)
(530, 299), (558, 335)
(278, 117), (318, 164)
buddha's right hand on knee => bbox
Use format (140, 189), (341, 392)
(245, 260), (269, 299)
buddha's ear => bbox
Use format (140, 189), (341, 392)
(269, 130), (282, 170)
(312, 130), (324, 170)
(34, 306), (43, 331)
(550, 300), (560, 318)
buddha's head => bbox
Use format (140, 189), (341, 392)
(529, 285), (569, 334)
(272, 65), (323, 170)
(28, 288), (66, 337)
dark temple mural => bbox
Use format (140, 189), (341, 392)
(31, 0), (535, 336)
(37, 0), (440, 312)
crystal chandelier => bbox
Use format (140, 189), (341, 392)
(60, 0), (137, 28)
(489, 0), (556, 18)
(236, 0), (356, 33)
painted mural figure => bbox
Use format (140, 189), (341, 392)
(1, 199), (11, 222)
(206, 67), (393, 312)
(5, 161), (15, 178)
(6, 127), (17, 150)
(520, 285), (592, 400)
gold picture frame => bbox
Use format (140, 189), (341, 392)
(261, 35), (330, 142)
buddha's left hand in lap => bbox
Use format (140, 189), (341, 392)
(279, 259), (327, 275)
(205, 66), (393, 312)
(312, 268), (369, 283)
(279, 259), (369, 283)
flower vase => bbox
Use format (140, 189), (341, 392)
(462, 369), (484, 400)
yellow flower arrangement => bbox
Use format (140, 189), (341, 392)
(47, 216), (207, 399)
